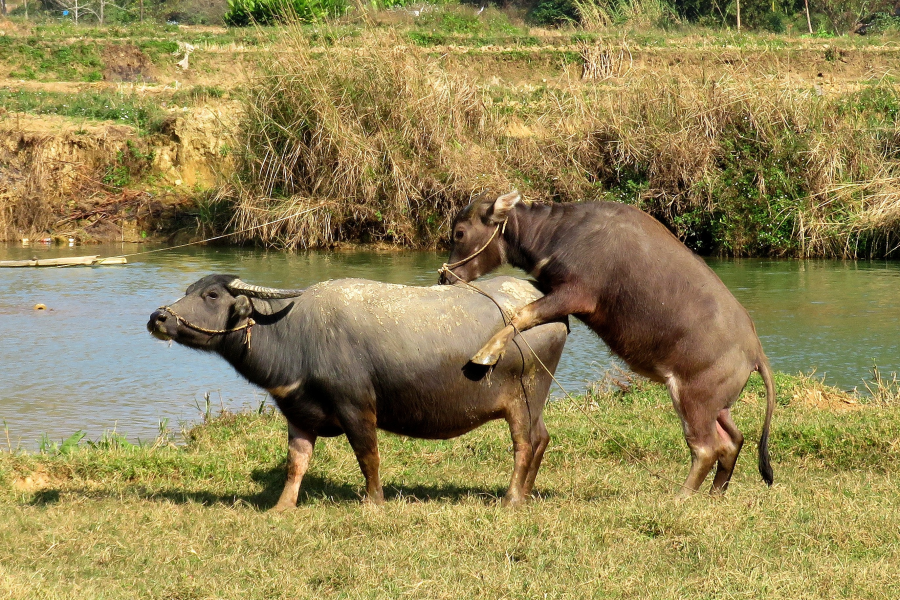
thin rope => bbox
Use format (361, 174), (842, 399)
(108, 204), (327, 260)
(157, 306), (255, 351)
(440, 268), (699, 495)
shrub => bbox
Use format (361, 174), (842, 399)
(224, 0), (345, 26)
(528, 0), (579, 26)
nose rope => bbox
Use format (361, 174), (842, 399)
(157, 306), (256, 351)
(438, 218), (507, 280)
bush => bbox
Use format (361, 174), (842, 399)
(528, 0), (579, 26)
(224, 0), (345, 26)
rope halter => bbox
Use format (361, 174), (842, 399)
(156, 306), (256, 351)
(438, 218), (507, 281)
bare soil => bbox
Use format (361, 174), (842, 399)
(101, 44), (157, 83)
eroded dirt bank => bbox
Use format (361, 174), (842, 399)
(0, 103), (236, 243)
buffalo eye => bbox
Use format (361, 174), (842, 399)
(207, 291), (219, 300)
(454, 229), (464, 241)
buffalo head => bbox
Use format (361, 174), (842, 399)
(439, 190), (520, 284)
(147, 274), (304, 350)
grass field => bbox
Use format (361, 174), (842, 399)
(2, 372), (899, 598)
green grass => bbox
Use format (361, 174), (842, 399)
(27, 21), (270, 47)
(2, 373), (899, 598)
(0, 36), (103, 82)
(0, 88), (166, 132)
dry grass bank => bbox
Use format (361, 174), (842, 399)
(230, 27), (900, 257)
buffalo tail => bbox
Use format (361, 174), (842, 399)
(757, 355), (776, 486)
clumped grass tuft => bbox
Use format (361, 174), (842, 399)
(2, 373), (900, 598)
(864, 364), (900, 405)
(231, 26), (493, 248)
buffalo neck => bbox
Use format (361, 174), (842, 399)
(503, 202), (561, 278)
(217, 298), (301, 389)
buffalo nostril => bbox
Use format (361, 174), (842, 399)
(147, 310), (167, 334)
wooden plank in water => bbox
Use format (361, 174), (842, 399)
(0, 255), (127, 267)
(92, 257), (127, 265)
(0, 256), (98, 267)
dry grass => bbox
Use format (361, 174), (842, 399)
(231, 27), (495, 248)
(864, 364), (900, 405)
(2, 373), (900, 598)
(229, 28), (900, 256)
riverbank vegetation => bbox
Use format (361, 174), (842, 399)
(229, 20), (900, 256)
(3, 4), (900, 256)
(2, 372), (899, 597)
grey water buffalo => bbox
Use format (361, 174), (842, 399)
(147, 274), (567, 508)
(440, 191), (775, 497)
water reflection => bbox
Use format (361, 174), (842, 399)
(1, 243), (897, 448)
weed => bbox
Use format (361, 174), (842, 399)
(864, 364), (900, 405)
(170, 85), (226, 107)
(87, 430), (138, 451)
(38, 431), (86, 456)
(102, 141), (155, 189)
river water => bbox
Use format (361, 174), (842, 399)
(1, 242), (898, 449)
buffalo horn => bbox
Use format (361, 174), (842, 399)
(226, 279), (306, 299)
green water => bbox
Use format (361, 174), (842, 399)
(1, 243), (897, 448)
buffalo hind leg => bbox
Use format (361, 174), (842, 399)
(273, 423), (317, 511)
(672, 387), (723, 499)
(338, 407), (384, 505)
(472, 292), (591, 366)
(522, 417), (550, 498)
(678, 435), (720, 499)
(503, 408), (535, 507)
(710, 409), (744, 494)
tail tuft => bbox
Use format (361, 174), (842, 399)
(758, 431), (773, 486)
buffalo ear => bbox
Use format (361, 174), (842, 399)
(488, 190), (520, 224)
(234, 295), (252, 319)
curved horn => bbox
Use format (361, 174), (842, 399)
(226, 279), (306, 299)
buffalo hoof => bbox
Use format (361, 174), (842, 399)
(471, 345), (503, 366)
(363, 489), (386, 506)
(501, 495), (525, 508)
(271, 501), (296, 512)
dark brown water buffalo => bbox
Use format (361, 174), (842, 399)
(440, 191), (775, 497)
(147, 274), (567, 508)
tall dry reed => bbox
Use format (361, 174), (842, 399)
(232, 26), (500, 248)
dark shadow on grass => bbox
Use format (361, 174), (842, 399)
(136, 464), (551, 509)
(28, 489), (61, 506)
(17, 466), (557, 509)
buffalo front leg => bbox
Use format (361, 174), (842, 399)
(471, 292), (589, 366)
(273, 423), (317, 511)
